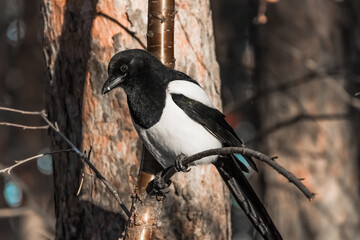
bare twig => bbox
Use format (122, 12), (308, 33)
(0, 162), (55, 227)
(0, 106), (131, 218)
(160, 147), (315, 200)
(0, 107), (41, 115)
(80, 148), (131, 217)
(39, 110), (82, 155)
(0, 149), (73, 174)
(39, 110), (131, 217)
(76, 171), (85, 196)
(0, 122), (49, 130)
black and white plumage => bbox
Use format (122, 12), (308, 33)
(102, 49), (282, 240)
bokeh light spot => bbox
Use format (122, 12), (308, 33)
(6, 20), (26, 46)
(37, 148), (53, 175)
(4, 181), (23, 207)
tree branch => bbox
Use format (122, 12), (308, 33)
(39, 110), (131, 218)
(0, 122), (49, 130)
(0, 107), (42, 115)
(0, 149), (73, 174)
(0, 162), (56, 228)
(0, 106), (131, 218)
(160, 147), (315, 200)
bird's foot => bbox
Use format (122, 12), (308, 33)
(152, 172), (172, 196)
(175, 154), (190, 172)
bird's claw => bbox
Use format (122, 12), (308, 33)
(175, 154), (190, 172)
(152, 172), (171, 196)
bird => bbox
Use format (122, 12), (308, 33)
(101, 49), (282, 240)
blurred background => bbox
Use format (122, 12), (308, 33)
(0, 0), (359, 239)
(0, 0), (54, 239)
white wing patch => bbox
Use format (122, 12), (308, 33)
(133, 83), (222, 168)
(167, 80), (214, 107)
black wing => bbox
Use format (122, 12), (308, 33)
(171, 93), (258, 172)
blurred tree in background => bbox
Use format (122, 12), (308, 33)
(212, 0), (360, 239)
(253, 1), (360, 239)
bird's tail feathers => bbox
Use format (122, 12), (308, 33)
(215, 157), (282, 240)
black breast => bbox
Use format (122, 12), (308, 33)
(126, 68), (197, 129)
(127, 83), (166, 129)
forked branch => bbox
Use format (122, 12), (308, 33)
(0, 106), (131, 218)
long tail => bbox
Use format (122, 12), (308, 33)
(214, 156), (282, 240)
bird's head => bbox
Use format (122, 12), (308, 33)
(101, 49), (163, 95)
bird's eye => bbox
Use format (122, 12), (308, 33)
(120, 64), (129, 72)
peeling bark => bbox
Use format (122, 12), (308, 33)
(41, 0), (229, 239)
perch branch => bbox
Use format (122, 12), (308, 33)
(160, 147), (315, 200)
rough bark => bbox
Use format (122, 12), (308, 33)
(41, 1), (143, 238)
(41, 0), (229, 239)
(254, 1), (360, 240)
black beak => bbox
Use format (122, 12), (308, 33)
(101, 74), (126, 95)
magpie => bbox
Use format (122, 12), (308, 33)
(101, 49), (282, 240)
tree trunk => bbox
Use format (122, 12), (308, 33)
(254, 1), (360, 240)
(41, 0), (229, 239)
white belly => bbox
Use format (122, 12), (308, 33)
(134, 90), (222, 168)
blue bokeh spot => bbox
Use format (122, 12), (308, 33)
(4, 181), (22, 207)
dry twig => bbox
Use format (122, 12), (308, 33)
(0, 106), (131, 218)
(0, 122), (49, 130)
(0, 149), (73, 174)
(40, 110), (130, 217)
(0, 162), (55, 227)
(0, 107), (41, 115)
